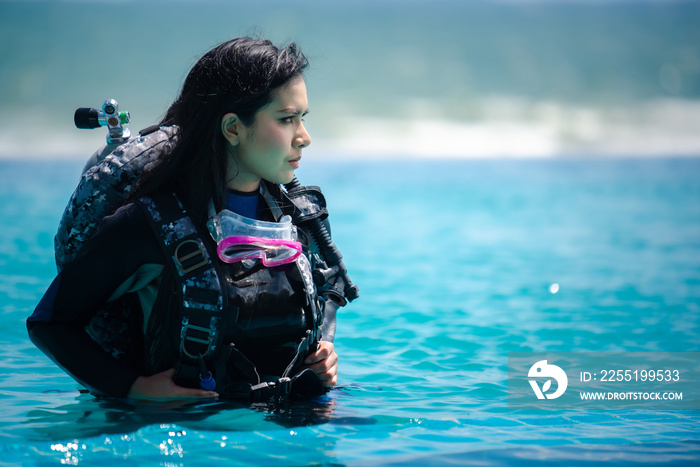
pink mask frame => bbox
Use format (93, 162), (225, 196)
(216, 235), (302, 267)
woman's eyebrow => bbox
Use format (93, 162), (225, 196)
(277, 107), (309, 115)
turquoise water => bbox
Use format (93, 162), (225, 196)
(1, 157), (699, 465)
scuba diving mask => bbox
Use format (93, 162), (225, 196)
(207, 209), (302, 267)
(217, 236), (302, 267)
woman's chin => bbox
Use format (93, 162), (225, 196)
(267, 172), (296, 186)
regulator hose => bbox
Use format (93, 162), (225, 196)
(285, 177), (359, 303)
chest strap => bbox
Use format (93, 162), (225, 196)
(136, 194), (227, 389)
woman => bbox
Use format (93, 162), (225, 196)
(28, 37), (350, 400)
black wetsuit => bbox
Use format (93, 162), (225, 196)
(28, 190), (327, 397)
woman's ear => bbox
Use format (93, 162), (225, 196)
(221, 113), (240, 145)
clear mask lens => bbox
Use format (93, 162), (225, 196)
(207, 208), (300, 267)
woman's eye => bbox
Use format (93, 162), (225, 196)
(280, 115), (306, 123)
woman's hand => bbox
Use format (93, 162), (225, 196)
(303, 341), (338, 387)
(128, 368), (218, 400)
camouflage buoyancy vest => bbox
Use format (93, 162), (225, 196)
(55, 125), (179, 270)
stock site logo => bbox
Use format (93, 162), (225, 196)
(528, 360), (568, 400)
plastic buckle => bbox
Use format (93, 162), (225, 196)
(274, 377), (292, 406)
(249, 381), (271, 403)
(276, 377), (292, 397)
(173, 239), (208, 275)
(180, 322), (214, 359)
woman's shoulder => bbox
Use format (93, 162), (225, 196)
(59, 201), (166, 289)
(86, 201), (161, 259)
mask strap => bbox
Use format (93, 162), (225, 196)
(260, 183), (284, 221)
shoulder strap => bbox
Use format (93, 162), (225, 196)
(136, 193), (227, 389)
(283, 184), (329, 225)
(259, 182), (285, 221)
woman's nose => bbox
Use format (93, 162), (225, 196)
(295, 123), (311, 149)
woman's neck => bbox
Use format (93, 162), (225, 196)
(227, 177), (260, 193)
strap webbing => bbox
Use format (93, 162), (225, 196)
(136, 194), (226, 387)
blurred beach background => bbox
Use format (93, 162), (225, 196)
(1, 0), (699, 160)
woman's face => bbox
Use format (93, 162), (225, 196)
(224, 76), (311, 192)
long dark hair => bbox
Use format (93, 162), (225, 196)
(129, 37), (309, 225)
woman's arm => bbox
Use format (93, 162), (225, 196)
(27, 203), (163, 397)
(28, 318), (140, 397)
(128, 369), (218, 399)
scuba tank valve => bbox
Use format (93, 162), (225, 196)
(74, 99), (131, 145)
